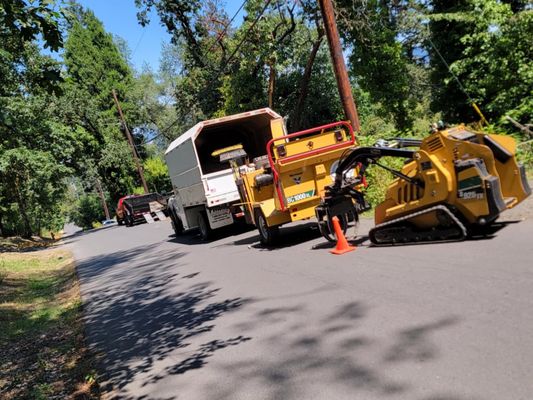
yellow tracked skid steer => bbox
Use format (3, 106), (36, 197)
(321, 124), (531, 245)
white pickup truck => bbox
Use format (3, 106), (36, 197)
(164, 108), (283, 239)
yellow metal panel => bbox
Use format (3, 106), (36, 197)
(482, 134), (528, 206)
(270, 118), (286, 140)
(315, 163), (326, 177)
(288, 202), (318, 221)
(258, 198), (291, 226)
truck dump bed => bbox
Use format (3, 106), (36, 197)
(165, 108), (282, 209)
(123, 193), (167, 223)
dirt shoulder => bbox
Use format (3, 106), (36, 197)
(0, 246), (99, 399)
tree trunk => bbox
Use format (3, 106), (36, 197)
(14, 178), (32, 238)
(0, 212), (4, 237)
(292, 34), (324, 132)
(95, 178), (110, 220)
(268, 62), (276, 109)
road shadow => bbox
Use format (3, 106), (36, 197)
(468, 220), (516, 241)
(383, 316), (460, 363)
(169, 222), (325, 251)
(231, 222), (322, 250)
(209, 298), (461, 400)
(167, 223), (254, 246)
(76, 246), (252, 398)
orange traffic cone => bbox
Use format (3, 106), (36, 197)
(330, 216), (356, 255)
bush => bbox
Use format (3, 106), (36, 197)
(68, 194), (104, 230)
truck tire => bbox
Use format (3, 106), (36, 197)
(255, 209), (279, 246)
(117, 218), (124, 226)
(171, 212), (184, 236)
(197, 212), (212, 241)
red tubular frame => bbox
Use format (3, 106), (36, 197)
(266, 121), (355, 211)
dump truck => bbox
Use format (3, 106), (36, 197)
(120, 193), (168, 227)
(164, 108), (284, 239)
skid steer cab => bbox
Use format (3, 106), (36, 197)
(214, 120), (361, 245)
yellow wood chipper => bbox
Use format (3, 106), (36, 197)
(213, 119), (361, 245)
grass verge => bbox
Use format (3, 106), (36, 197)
(0, 248), (99, 399)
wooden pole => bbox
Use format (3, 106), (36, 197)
(319, 0), (360, 132)
(95, 178), (111, 220)
(112, 89), (149, 194)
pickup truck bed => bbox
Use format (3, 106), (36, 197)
(122, 193), (168, 226)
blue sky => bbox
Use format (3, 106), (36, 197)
(77, 0), (245, 72)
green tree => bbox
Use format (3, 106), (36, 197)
(62, 6), (141, 202)
(0, 40), (74, 237)
(0, 0), (63, 95)
(130, 65), (179, 144)
(336, 0), (429, 130)
(143, 156), (170, 193)
(429, 0), (479, 122)
(68, 193), (105, 230)
(0, 148), (70, 237)
(428, 0), (532, 128)
(136, 1), (339, 132)
(218, 0), (342, 131)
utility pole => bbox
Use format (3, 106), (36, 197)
(95, 177), (111, 220)
(112, 89), (149, 194)
(318, 0), (360, 132)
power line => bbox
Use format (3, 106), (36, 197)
(207, 0), (248, 54)
(131, 29), (146, 59)
(215, 0), (273, 80)
(426, 35), (472, 104)
(158, 0), (273, 139)
(426, 29), (488, 124)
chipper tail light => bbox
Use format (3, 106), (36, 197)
(334, 129), (344, 142)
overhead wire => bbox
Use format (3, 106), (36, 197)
(424, 27), (488, 125)
(207, 0), (248, 54)
(131, 29), (146, 59)
(157, 0), (273, 140)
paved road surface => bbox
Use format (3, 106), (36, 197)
(66, 212), (533, 400)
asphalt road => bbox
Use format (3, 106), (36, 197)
(66, 210), (533, 400)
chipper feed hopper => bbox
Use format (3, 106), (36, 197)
(319, 124), (531, 245)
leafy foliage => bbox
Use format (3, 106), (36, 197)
(143, 156), (171, 193)
(429, 0), (532, 130)
(0, 148), (70, 237)
(62, 6), (142, 204)
(67, 194), (104, 230)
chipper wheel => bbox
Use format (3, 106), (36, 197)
(255, 209), (279, 246)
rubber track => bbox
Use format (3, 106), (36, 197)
(369, 204), (468, 246)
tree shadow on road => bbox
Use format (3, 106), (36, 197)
(76, 246), (252, 398)
(206, 299), (462, 400)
